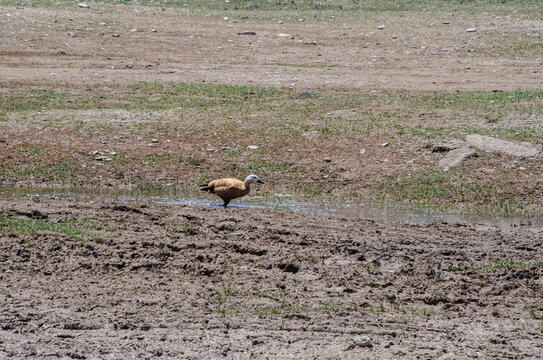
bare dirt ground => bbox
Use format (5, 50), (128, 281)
(1, 198), (542, 359)
(1, 4), (542, 91)
(1, 1), (543, 359)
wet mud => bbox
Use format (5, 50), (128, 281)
(1, 198), (542, 359)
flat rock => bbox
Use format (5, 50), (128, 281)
(439, 147), (476, 171)
(466, 134), (540, 158)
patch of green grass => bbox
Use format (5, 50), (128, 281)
(4, 161), (82, 183)
(376, 166), (542, 215)
(0, 82), (287, 113)
(182, 224), (198, 235)
(380, 170), (449, 202)
(0, 216), (100, 239)
(247, 161), (298, 174)
(0, 90), (72, 112)
(17, 147), (41, 156)
(135, 181), (174, 194)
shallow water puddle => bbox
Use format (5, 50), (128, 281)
(1, 187), (542, 229)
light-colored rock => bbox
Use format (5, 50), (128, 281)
(359, 148), (366, 155)
(439, 147), (476, 171)
(78, 3), (89, 8)
(345, 336), (373, 350)
(277, 33), (291, 37)
(466, 28), (477, 32)
(466, 134), (540, 158)
(247, 145), (258, 150)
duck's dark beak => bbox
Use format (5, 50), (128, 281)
(257, 180), (264, 184)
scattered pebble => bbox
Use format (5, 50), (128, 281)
(238, 31), (256, 35)
(359, 148), (366, 155)
(466, 28), (477, 32)
(377, 25), (385, 30)
(381, 142), (389, 147)
(112, 34), (120, 37)
(519, 166), (526, 171)
(277, 33), (291, 37)
(151, 138), (159, 143)
(68, 31), (76, 37)
(247, 145), (258, 150)
(223, 17), (229, 21)
(305, 40), (317, 45)
(323, 157), (331, 163)
(78, 3), (89, 8)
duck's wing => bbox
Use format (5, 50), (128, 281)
(213, 178), (245, 191)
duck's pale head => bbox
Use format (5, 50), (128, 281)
(245, 174), (264, 184)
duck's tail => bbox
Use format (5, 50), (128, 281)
(200, 180), (215, 194)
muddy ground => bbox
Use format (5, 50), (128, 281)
(1, 198), (542, 359)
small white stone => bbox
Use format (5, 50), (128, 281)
(359, 148), (366, 155)
(466, 28), (477, 32)
(381, 142), (389, 147)
(78, 3), (89, 8)
(377, 25), (385, 30)
(151, 138), (159, 143)
(223, 17), (229, 21)
(247, 145), (258, 150)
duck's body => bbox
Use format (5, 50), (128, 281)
(200, 174), (263, 208)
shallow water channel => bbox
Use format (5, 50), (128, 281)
(1, 187), (542, 229)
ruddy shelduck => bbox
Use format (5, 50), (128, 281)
(200, 174), (264, 208)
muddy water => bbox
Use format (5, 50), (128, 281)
(1, 187), (542, 229)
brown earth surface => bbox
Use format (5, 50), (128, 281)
(1, 198), (542, 359)
(1, 2), (543, 359)
(1, 2), (542, 214)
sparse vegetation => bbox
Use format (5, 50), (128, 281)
(0, 216), (102, 239)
